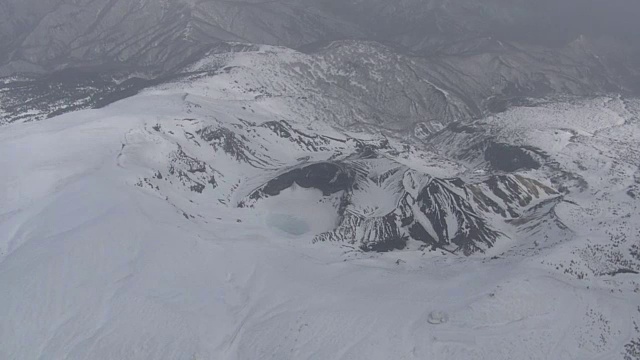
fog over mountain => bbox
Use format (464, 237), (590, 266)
(1, 1), (640, 360)
(1, 0), (640, 75)
(2, 0), (640, 126)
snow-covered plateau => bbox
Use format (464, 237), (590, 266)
(1, 46), (639, 360)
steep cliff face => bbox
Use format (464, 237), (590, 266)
(240, 156), (558, 255)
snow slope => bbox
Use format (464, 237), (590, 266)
(1, 59), (640, 359)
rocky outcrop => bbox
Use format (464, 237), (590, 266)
(243, 158), (559, 255)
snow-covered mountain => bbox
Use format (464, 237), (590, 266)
(2, 1), (640, 359)
(2, 40), (640, 359)
(1, 40), (635, 130)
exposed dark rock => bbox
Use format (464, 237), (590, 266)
(244, 157), (558, 255)
(408, 179), (501, 255)
(198, 126), (272, 167)
(360, 233), (408, 252)
(485, 143), (541, 172)
(608, 268), (640, 276)
(260, 162), (354, 197)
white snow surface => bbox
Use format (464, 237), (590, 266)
(1, 70), (640, 359)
